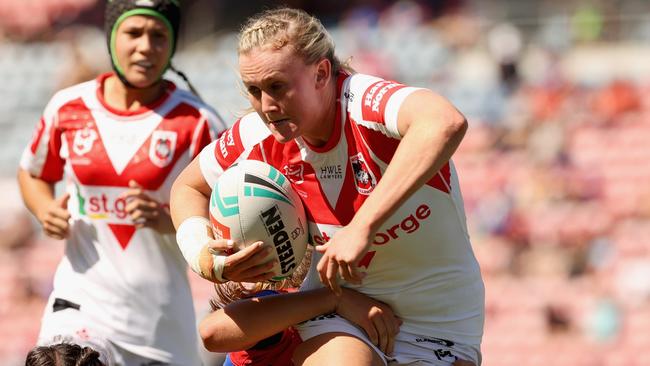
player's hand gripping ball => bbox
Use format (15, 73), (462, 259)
(209, 160), (308, 280)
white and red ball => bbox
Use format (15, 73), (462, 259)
(208, 160), (308, 280)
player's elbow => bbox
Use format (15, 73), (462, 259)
(199, 318), (229, 352)
(447, 109), (468, 141)
(199, 317), (256, 353)
(201, 335), (256, 354)
(17, 167), (34, 186)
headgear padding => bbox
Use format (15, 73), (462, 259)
(105, 0), (181, 86)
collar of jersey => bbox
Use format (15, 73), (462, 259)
(301, 72), (348, 153)
(95, 72), (176, 117)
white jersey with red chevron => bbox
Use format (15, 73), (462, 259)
(199, 72), (484, 346)
(21, 73), (226, 364)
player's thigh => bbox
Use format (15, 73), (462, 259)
(293, 332), (385, 366)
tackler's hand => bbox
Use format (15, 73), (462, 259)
(336, 288), (402, 356)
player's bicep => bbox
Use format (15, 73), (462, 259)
(170, 155), (214, 228)
(183, 154), (213, 198)
(396, 89), (465, 137)
(198, 140), (226, 190)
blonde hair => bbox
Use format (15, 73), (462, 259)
(238, 7), (353, 74)
(210, 247), (313, 310)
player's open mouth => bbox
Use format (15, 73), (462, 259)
(133, 60), (154, 70)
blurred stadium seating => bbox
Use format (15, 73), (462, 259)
(1, 0), (649, 365)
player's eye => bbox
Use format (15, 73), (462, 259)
(124, 29), (142, 37)
(247, 87), (261, 98)
(270, 82), (284, 91)
(268, 82), (286, 96)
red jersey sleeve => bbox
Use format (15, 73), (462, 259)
(214, 118), (246, 170)
(346, 73), (422, 140)
(21, 109), (65, 183)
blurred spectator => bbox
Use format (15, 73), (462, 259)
(54, 26), (110, 89)
(586, 297), (621, 342)
(545, 304), (572, 334)
(0, 0), (99, 41)
(571, 4), (604, 43)
(487, 22), (523, 92)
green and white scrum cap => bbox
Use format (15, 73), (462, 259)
(105, 0), (181, 86)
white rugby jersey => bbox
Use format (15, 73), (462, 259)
(21, 73), (226, 364)
(199, 73), (484, 345)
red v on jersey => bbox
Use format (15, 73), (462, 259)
(248, 138), (344, 226)
(61, 98), (201, 191)
(107, 223), (136, 250)
(92, 110), (161, 176)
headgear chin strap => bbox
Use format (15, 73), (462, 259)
(105, 0), (181, 89)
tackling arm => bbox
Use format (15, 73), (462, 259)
(200, 287), (400, 355)
(200, 288), (336, 352)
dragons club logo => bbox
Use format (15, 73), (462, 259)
(149, 130), (177, 168)
(72, 128), (98, 156)
(349, 153), (377, 195)
(283, 163), (305, 185)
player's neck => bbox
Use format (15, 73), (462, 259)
(103, 75), (166, 111)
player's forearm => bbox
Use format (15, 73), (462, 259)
(351, 106), (467, 233)
(17, 168), (56, 219)
(170, 185), (209, 227)
(200, 288), (337, 352)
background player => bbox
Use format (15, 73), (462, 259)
(17, 0), (226, 365)
(171, 7), (483, 366)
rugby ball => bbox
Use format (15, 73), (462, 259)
(208, 160), (308, 280)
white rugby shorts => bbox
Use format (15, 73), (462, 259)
(296, 314), (481, 366)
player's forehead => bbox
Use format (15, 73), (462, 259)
(239, 46), (304, 85)
(117, 14), (168, 32)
